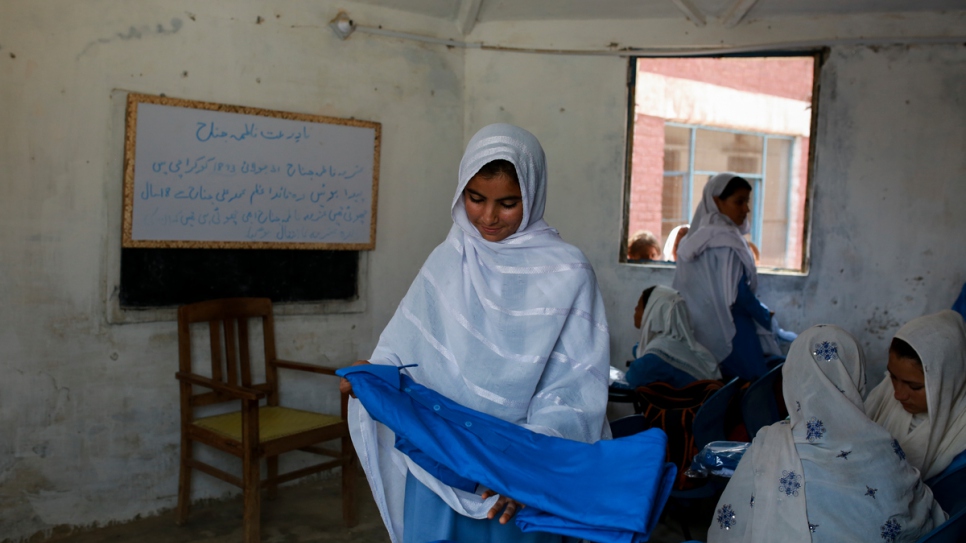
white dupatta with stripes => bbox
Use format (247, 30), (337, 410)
(347, 124), (611, 542)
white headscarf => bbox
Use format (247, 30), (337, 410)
(638, 286), (721, 381)
(710, 325), (946, 543)
(673, 173), (760, 362)
(347, 124), (612, 542)
(662, 224), (688, 262)
(865, 310), (966, 480)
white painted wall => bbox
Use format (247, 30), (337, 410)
(2, 1), (966, 540)
(0, 1), (463, 539)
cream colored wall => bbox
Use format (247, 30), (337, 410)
(2, 1), (966, 539)
(0, 1), (462, 538)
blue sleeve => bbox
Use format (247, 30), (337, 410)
(953, 283), (966, 321)
(733, 273), (772, 329)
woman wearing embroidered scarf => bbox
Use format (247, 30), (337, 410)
(865, 310), (966, 481)
(672, 173), (787, 381)
(342, 124), (611, 543)
(625, 285), (721, 388)
(709, 325), (945, 543)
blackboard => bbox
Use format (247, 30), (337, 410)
(122, 93), (380, 250)
(119, 247), (358, 307)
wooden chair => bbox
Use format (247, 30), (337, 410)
(175, 297), (356, 543)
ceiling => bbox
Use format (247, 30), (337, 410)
(348, 0), (965, 27)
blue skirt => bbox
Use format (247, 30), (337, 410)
(403, 471), (574, 543)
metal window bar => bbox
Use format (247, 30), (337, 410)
(664, 122), (795, 257)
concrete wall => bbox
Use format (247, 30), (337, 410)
(0, 1), (463, 539)
(2, 1), (966, 540)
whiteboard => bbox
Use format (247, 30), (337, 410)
(122, 93), (380, 249)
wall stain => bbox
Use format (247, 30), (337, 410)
(865, 307), (901, 340)
(77, 18), (183, 60)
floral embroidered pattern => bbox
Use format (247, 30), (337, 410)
(892, 439), (906, 461)
(806, 417), (826, 442)
(837, 450), (852, 460)
(866, 486), (878, 499)
(813, 341), (839, 362)
(779, 470), (803, 497)
(716, 504), (736, 530)
(881, 518), (902, 542)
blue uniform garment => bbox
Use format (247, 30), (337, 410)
(404, 471), (574, 543)
(625, 353), (698, 389)
(720, 274), (772, 381)
(338, 365), (677, 543)
(926, 449), (966, 487)
(953, 282), (966, 320)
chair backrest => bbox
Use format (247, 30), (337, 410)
(610, 414), (650, 438)
(917, 508), (966, 543)
(691, 377), (741, 450)
(928, 458), (966, 516)
(177, 297), (279, 408)
(741, 362), (785, 439)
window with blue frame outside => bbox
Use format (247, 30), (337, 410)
(625, 56), (817, 270)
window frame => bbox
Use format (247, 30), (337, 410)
(620, 51), (824, 274)
(663, 122), (797, 250)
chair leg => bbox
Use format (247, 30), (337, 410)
(243, 453), (260, 543)
(267, 456), (278, 500)
(342, 436), (358, 527)
(242, 404), (260, 543)
(176, 439), (192, 526)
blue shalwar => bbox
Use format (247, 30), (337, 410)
(625, 353), (698, 389)
(719, 275), (773, 381)
(338, 364), (677, 543)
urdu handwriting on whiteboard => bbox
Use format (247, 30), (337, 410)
(195, 122), (310, 143)
(123, 94), (380, 249)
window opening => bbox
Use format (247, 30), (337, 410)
(625, 55), (817, 271)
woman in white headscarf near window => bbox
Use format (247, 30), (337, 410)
(865, 310), (966, 481)
(625, 285), (721, 388)
(672, 173), (787, 381)
(709, 325), (947, 543)
(662, 224), (689, 262)
(339, 124), (610, 543)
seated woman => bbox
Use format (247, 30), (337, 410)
(672, 173), (784, 381)
(865, 310), (966, 481)
(709, 325), (946, 543)
(625, 285), (721, 389)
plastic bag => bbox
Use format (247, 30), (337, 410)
(685, 441), (750, 479)
(609, 366), (631, 388)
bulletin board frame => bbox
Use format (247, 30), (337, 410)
(121, 92), (381, 250)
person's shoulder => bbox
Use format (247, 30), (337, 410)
(519, 231), (592, 264)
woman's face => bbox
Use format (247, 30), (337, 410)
(463, 172), (524, 242)
(713, 188), (752, 227)
(888, 350), (928, 415)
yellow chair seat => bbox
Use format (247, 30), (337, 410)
(193, 406), (344, 442)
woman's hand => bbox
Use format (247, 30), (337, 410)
(481, 489), (525, 524)
(338, 360), (371, 398)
